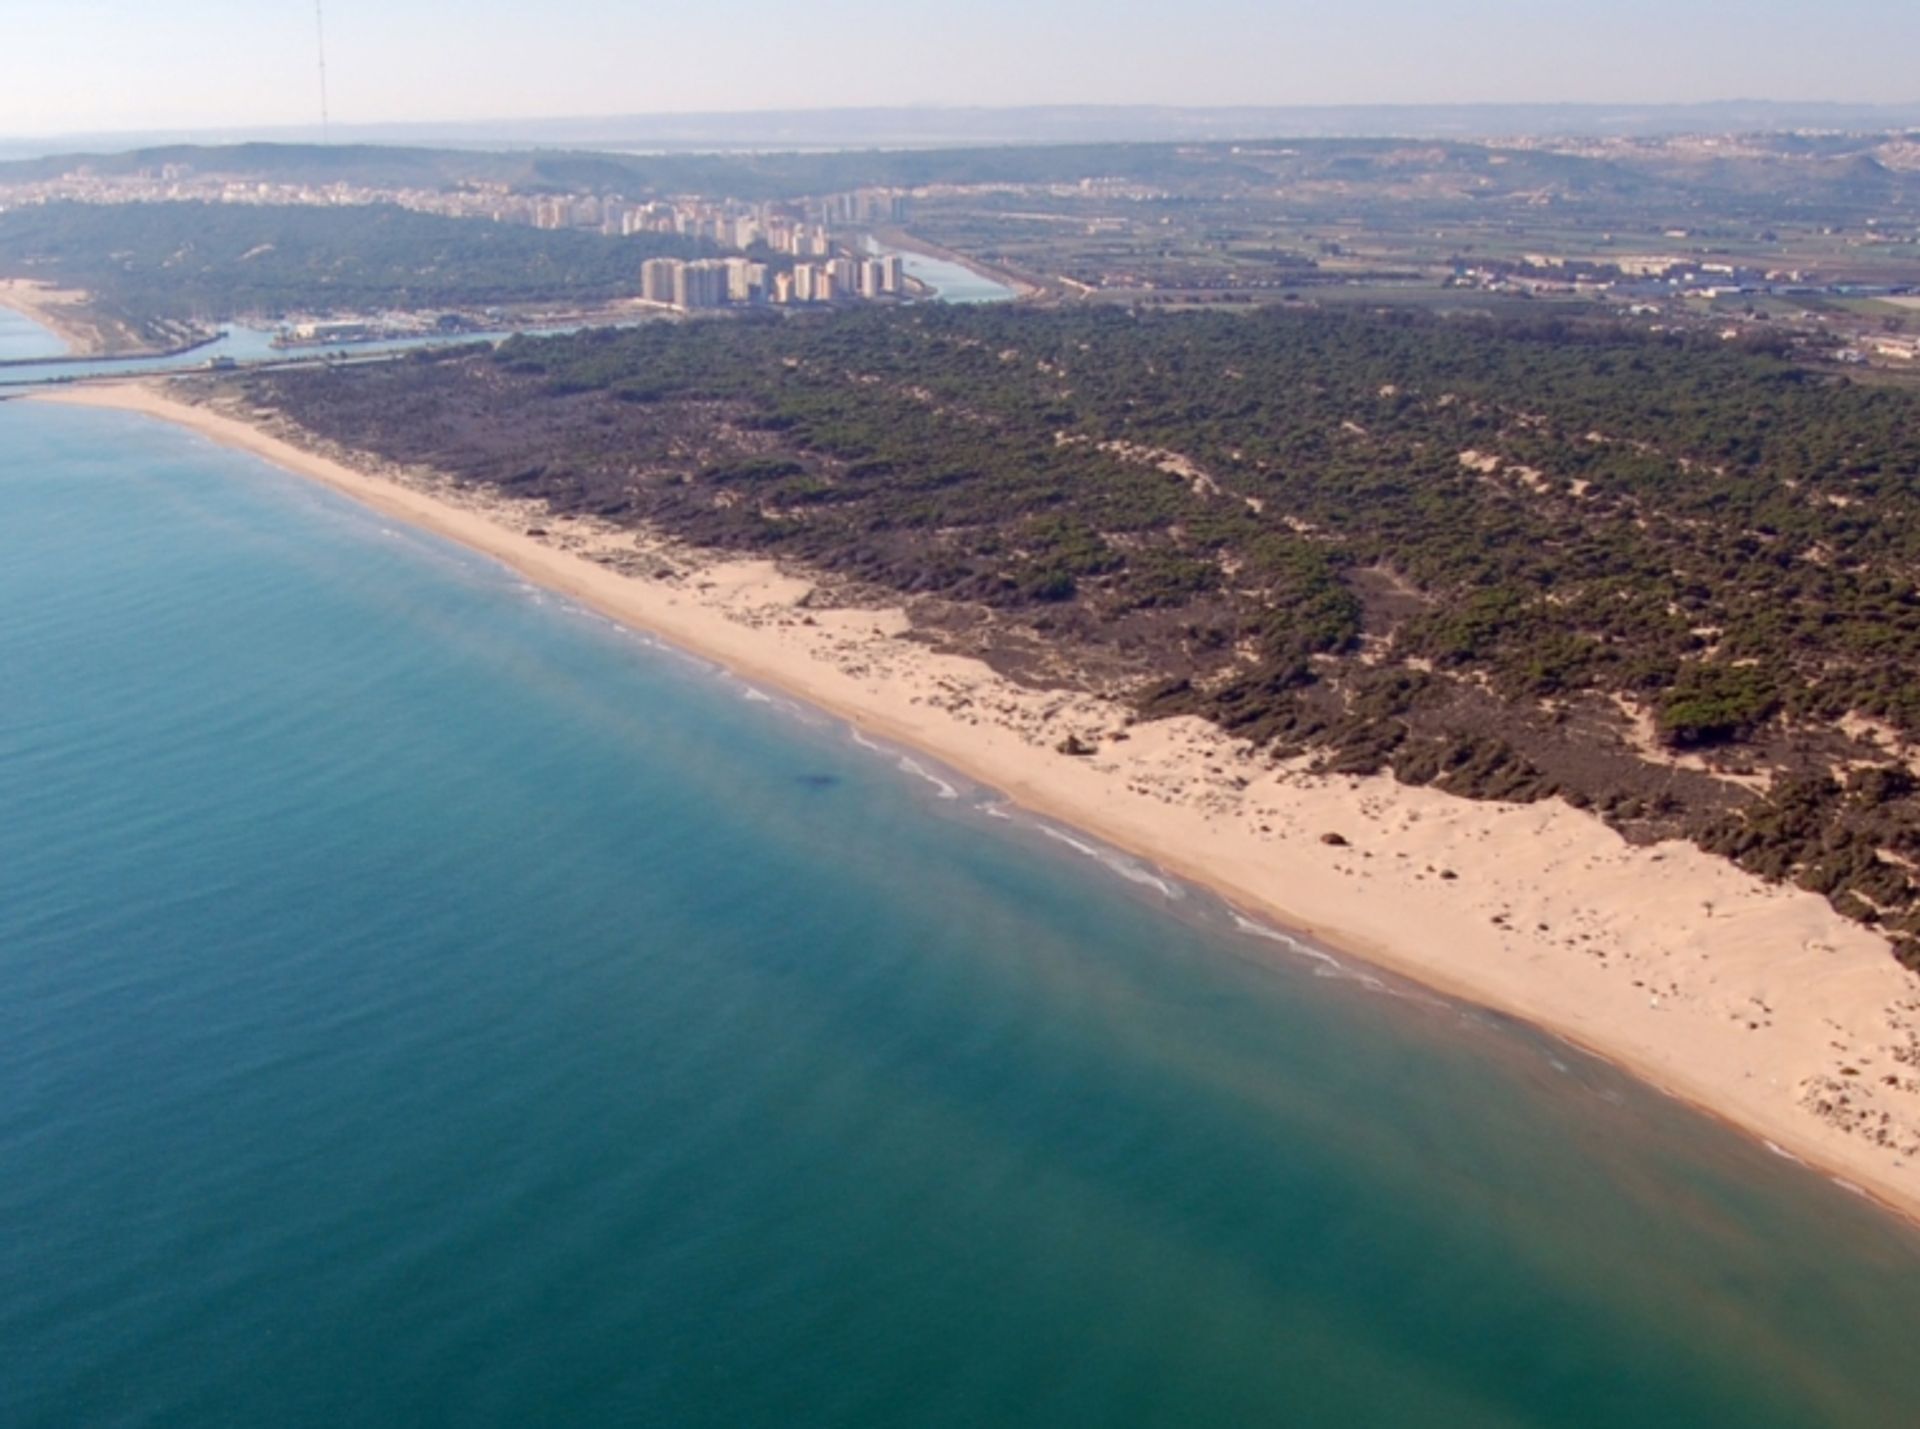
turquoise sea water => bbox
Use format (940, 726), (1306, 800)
(0, 306), (71, 362)
(9, 398), (1920, 1426)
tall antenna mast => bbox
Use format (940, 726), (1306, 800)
(315, 0), (331, 143)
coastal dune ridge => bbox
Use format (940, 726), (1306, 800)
(36, 376), (1920, 1227)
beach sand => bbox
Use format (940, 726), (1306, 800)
(36, 378), (1920, 1225)
(0, 279), (117, 357)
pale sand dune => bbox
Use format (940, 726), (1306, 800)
(0, 279), (104, 356)
(36, 379), (1920, 1224)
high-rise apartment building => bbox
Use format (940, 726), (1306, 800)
(640, 258), (680, 305)
(672, 259), (730, 310)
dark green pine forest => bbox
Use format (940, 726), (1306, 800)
(0, 201), (712, 321)
(241, 303), (1920, 961)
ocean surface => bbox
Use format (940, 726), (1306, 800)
(9, 395), (1920, 1428)
(0, 306), (71, 362)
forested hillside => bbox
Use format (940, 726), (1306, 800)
(241, 305), (1920, 961)
(4, 134), (1916, 217)
(0, 202), (709, 320)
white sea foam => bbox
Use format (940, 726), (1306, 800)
(843, 726), (960, 798)
(1313, 963), (1389, 992)
(1764, 1139), (1809, 1166)
(895, 754), (960, 799)
(1229, 911), (1437, 1002)
(1229, 912), (1328, 964)
(1225, 913), (1373, 984)
(1234, 911), (1347, 975)
(1229, 911), (1292, 944)
(1035, 824), (1181, 899)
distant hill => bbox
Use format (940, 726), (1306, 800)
(3, 132), (1914, 218)
(5, 101), (1920, 160)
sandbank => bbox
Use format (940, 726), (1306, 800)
(0, 279), (108, 356)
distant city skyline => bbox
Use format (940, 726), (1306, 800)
(1, 0), (1917, 139)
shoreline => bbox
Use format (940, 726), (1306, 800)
(32, 378), (1920, 1230)
(0, 279), (116, 357)
(0, 279), (84, 355)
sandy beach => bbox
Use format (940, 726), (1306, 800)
(0, 279), (115, 356)
(35, 377), (1920, 1226)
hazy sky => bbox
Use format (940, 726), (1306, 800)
(1, 0), (1916, 136)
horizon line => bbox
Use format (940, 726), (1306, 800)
(7, 96), (1920, 149)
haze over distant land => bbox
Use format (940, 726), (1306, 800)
(2, 0), (1917, 139)
(4, 101), (1920, 163)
